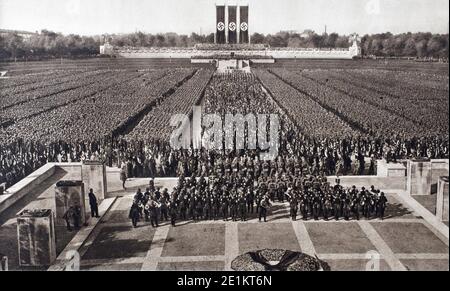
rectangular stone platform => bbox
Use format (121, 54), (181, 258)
(436, 177), (449, 222)
(17, 209), (56, 267)
(82, 160), (107, 201)
(407, 159), (432, 196)
(55, 181), (86, 227)
(377, 160), (407, 177)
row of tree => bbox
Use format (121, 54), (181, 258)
(0, 29), (448, 60)
(0, 30), (101, 60)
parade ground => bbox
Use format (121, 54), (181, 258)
(0, 166), (448, 271)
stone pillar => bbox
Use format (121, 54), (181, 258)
(436, 176), (449, 222)
(81, 160), (107, 201)
(430, 160), (449, 194)
(407, 159), (432, 196)
(17, 209), (56, 267)
(55, 181), (86, 227)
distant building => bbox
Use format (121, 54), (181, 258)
(0, 29), (37, 40)
(100, 42), (114, 55)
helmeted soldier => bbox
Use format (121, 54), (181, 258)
(134, 188), (144, 217)
(169, 201), (178, 226)
(148, 199), (160, 228)
(221, 196), (229, 221)
(268, 182), (277, 201)
(230, 196), (238, 221)
(195, 196), (204, 220)
(323, 197), (333, 221)
(259, 196), (271, 222)
(245, 188), (255, 214)
(277, 180), (286, 202)
(351, 194), (360, 220)
(238, 194), (247, 221)
(179, 195), (188, 220)
(129, 202), (140, 228)
(312, 197), (321, 220)
(203, 197), (212, 220)
(377, 192), (388, 220)
(188, 196), (196, 220)
(300, 196), (308, 221)
(212, 195), (220, 220)
(343, 198), (352, 221)
(289, 193), (299, 221)
(160, 196), (169, 221)
(143, 188), (151, 221)
(333, 196), (341, 220)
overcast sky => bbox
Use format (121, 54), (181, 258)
(0, 0), (448, 36)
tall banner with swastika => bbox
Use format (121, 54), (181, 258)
(228, 5), (237, 44)
(216, 5), (225, 44)
(239, 6), (249, 44)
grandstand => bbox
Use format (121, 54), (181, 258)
(99, 3), (361, 61)
(104, 40), (360, 60)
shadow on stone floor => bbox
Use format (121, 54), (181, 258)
(384, 203), (414, 219)
(81, 225), (155, 260)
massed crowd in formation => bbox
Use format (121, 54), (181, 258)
(128, 172), (389, 227)
(1, 66), (449, 193)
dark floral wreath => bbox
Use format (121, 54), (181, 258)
(231, 249), (331, 271)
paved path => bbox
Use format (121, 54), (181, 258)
(77, 192), (449, 271)
(2, 167), (447, 271)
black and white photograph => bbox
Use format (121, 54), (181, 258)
(0, 0), (448, 274)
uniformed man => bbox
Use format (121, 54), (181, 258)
(343, 198), (352, 221)
(212, 195), (220, 220)
(63, 207), (75, 231)
(195, 196), (204, 220)
(377, 192), (388, 220)
(189, 196), (196, 220)
(300, 196), (308, 221)
(88, 189), (99, 218)
(169, 201), (178, 227)
(230, 196), (238, 222)
(203, 197), (212, 220)
(245, 188), (254, 214)
(351, 195), (360, 220)
(312, 198), (320, 220)
(160, 197), (169, 222)
(143, 188), (151, 221)
(333, 196), (341, 220)
(129, 202), (140, 228)
(134, 188), (144, 218)
(323, 198), (333, 221)
(289, 194), (298, 221)
(277, 180), (286, 202)
(259, 196), (271, 222)
(179, 196), (188, 220)
(238, 194), (247, 221)
(221, 196), (229, 221)
(148, 200), (160, 227)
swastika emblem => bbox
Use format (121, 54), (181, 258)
(240, 22), (248, 31)
(229, 22), (236, 31)
(217, 22), (225, 31)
